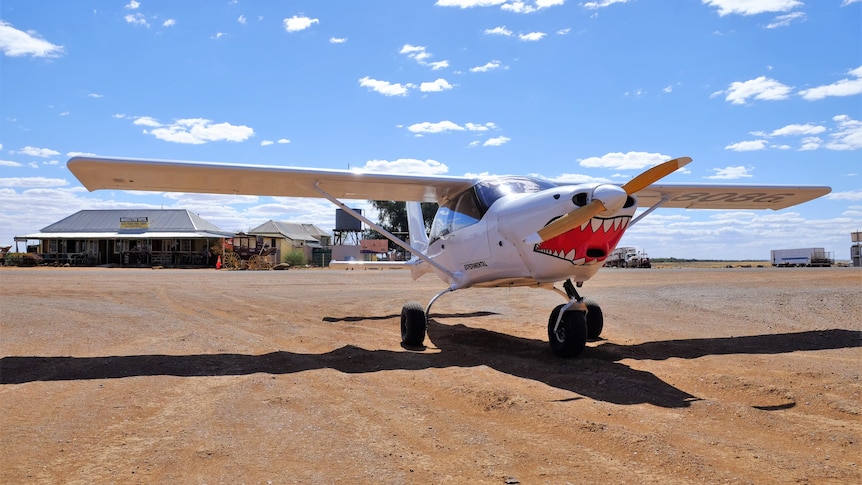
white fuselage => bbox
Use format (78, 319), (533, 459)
(416, 181), (637, 289)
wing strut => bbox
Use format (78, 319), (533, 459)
(629, 195), (669, 227)
(313, 183), (458, 280)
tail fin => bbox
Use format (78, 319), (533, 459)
(406, 202), (429, 253)
(406, 201), (432, 280)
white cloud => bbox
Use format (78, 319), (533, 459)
(125, 13), (149, 28)
(357, 159), (449, 175)
(470, 60), (503, 73)
(400, 44), (425, 55)
(702, 0), (803, 16)
(705, 166), (754, 180)
(484, 26), (513, 36)
(519, 32), (546, 41)
(420, 78), (453, 92)
(407, 121), (495, 135)
(542, 173), (613, 184)
(358, 77), (413, 96)
(125, 1), (140, 9)
(407, 121), (465, 134)
(723, 76), (792, 104)
(825, 115), (862, 151)
(0, 21), (64, 57)
(483, 136), (510, 146)
(799, 137), (822, 151)
(502, 2), (536, 13)
(125, 117), (254, 144)
(128, 115), (161, 127)
(536, 0), (566, 8)
(0, 160), (23, 167)
(770, 123), (827, 137)
(465, 122), (496, 131)
(578, 152), (673, 170)
(765, 11), (805, 29)
(400, 44), (448, 70)
(435, 0), (507, 8)
(725, 140), (768, 151)
(277, 139), (291, 144)
(238, 15), (247, 25)
(330, 37), (347, 44)
(17, 146), (61, 158)
(0, 177), (69, 188)
(798, 65), (862, 101)
(583, 0), (631, 9)
(284, 16), (319, 33)
(827, 190), (862, 201)
(163, 19), (176, 28)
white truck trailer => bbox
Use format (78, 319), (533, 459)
(605, 247), (637, 268)
(770, 248), (831, 267)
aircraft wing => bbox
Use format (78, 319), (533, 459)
(67, 156), (475, 204)
(636, 184), (831, 210)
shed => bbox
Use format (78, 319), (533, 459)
(248, 220), (332, 266)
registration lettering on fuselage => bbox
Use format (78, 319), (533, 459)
(464, 260), (488, 271)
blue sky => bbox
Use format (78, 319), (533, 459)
(1, 0), (860, 260)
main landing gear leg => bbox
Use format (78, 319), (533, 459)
(400, 287), (454, 348)
(547, 279), (604, 358)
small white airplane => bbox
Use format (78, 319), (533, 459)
(68, 156), (830, 357)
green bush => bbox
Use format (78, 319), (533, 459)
(5, 253), (42, 266)
(282, 249), (307, 267)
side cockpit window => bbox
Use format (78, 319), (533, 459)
(429, 176), (556, 243)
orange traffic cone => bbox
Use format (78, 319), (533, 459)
(216, 255), (222, 269)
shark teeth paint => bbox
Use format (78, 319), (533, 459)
(533, 215), (631, 265)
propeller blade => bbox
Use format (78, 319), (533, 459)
(533, 199), (605, 243)
(526, 156), (692, 244)
(621, 156), (691, 195)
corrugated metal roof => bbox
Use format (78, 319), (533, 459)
(40, 209), (231, 235)
(17, 231), (232, 240)
(248, 220), (328, 242)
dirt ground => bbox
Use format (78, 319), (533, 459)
(1, 266), (859, 484)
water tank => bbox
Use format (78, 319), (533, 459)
(335, 208), (362, 231)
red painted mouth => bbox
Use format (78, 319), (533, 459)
(534, 215), (631, 264)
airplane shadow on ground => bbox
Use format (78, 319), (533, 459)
(2, 312), (859, 409)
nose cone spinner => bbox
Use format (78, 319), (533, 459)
(592, 184), (628, 216)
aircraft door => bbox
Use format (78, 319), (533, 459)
(428, 188), (491, 272)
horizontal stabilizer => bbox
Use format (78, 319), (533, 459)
(328, 260), (410, 270)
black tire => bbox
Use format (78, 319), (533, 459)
(400, 301), (426, 346)
(548, 304), (588, 358)
(584, 298), (604, 339)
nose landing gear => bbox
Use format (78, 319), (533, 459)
(547, 279), (604, 358)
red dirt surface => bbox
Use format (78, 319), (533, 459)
(1, 266), (859, 484)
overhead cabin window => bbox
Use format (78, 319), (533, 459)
(473, 176), (557, 210)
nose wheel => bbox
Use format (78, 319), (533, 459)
(548, 304), (588, 358)
(547, 279), (604, 357)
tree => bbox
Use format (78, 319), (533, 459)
(366, 201), (437, 249)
